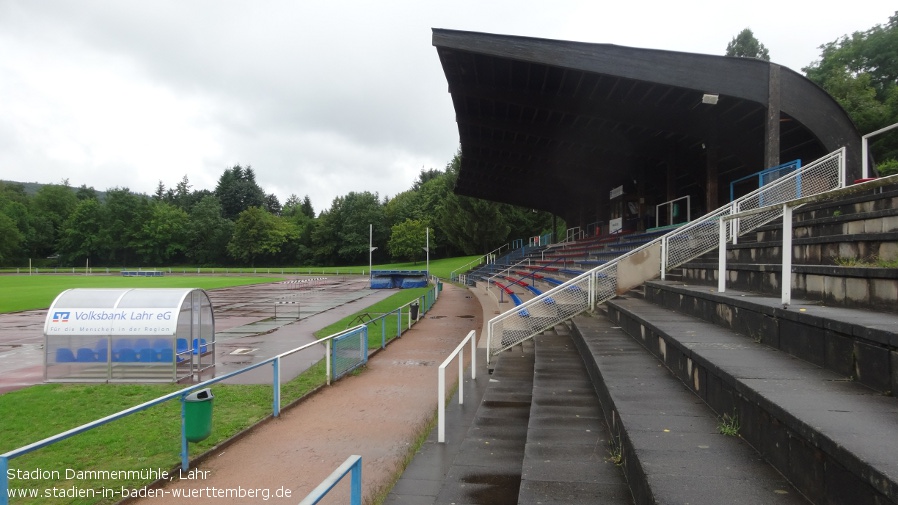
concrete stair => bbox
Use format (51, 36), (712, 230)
(519, 326), (631, 504)
(386, 327), (633, 504)
(572, 308), (807, 505)
(581, 282), (898, 504)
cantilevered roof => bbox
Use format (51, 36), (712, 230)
(433, 29), (861, 222)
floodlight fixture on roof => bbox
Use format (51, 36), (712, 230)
(702, 93), (719, 105)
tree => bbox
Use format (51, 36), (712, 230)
(31, 182), (78, 256)
(132, 201), (189, 265)
(725, 28), (770, 61)
(214, 165), (266, 220)
(187, 195), (233, 265)
(75, 185), (98, 201)
(310, 209), (338, 265)
(227, 207), (295, 266)
(0, 183), (29, 264)
(388, 219), (428, 263)
(384, 190), (421, 228)
(263, 193), (282, 215)
(173, 175), (194, 211)
(300, 195), (315, 219)
(58, 198), (105, 264)
(99, 188), (146, 265)
(282, 194), (301, 217)
(153, 181), (167, 201)
(335, 192), (387, 264)
(437, 193), (510, 255)
(804, 11), (898, 164)
(312, 192), (386, 265)
(0, 213), (21, 263)
(412, 168), (443, 191)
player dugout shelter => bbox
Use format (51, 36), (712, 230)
(44, 288), (215, 383)
(432, 29), (862, 234)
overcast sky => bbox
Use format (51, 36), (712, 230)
(2, 1), (895, 213)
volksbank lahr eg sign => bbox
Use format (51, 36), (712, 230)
(45, 309), (178, 335)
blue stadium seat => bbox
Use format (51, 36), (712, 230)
(159, 348), (174, 363)
(114, 348), (137, 362)
(137, 348), (159, 362)
(193, 338), (208, 354)
(94, 340), (109, 359)
(56, 348), (76, 363)
(76, 348), (97, 362)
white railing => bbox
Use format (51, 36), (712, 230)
(487, 258), (531, 286)
(655, 195), (691, 228)
(718, 173), (898, 306)
(862, 121), (898, 179)
(450, 244), (509, 281)
(438, 330), (477, 443)
(486, 148), (846, 369)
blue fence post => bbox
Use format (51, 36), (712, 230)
(180, 395), (189, 471)
(396, 308), (401, 338)
(361, 327), (369, 363)
(351, 457), (362, 505)
(381, 317), (386, 349)
(2, 455), (9, 505)
(273, 357), (281, 417)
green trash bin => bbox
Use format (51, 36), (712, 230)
(183, 388), (213, 443)
(438, 281), (443, 292)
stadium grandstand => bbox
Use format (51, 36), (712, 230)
(382, 30), (898, 504)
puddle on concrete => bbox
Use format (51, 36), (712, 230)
(460, 473), (521, 505)
(392, 360), (435, 367)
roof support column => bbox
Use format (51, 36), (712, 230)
(637, 164), (646, 231)
(666, 155), (677, 203)
(705, 146), (719, 212)
(765, 64), (781, 168)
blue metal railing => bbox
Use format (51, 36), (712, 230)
(729, 159), (801, 202)
(1, 281), (440, 504)
(298, 455), (362, 505)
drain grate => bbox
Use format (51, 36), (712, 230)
(457, 315), (475, 318)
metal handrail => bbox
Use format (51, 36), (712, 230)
(298, 455), (362, 505)
(485, 149), (846, 369)
(450, 244), (509, 280)
(655, 195), (691, 228)
(718, 173), (898, 305)
(862, 121), (898, 179)
(486, 258), (532, 286)
(438, 330), (477, 443)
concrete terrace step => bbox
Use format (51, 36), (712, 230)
(603, 295), (898, 504)
(571, 312), (805, 505)
(519, 326), (631, 504)
(679, 260), (898, 314)
(643, 280), (898, 394)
